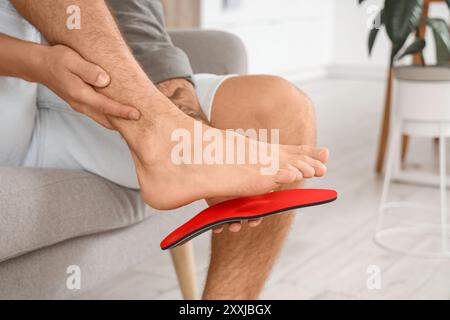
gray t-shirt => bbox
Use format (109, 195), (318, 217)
(107, 0), (193, 84)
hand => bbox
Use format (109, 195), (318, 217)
(33, 45), (140, 129)
(156, 78), (208, 123)
(156, 78), (263, 233)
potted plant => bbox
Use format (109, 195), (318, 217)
(360, 0), (450, 66)
(358, 0), (450, 173)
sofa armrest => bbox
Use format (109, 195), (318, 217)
(168, 29), (248, 75)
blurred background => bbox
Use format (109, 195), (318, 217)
(162, 0), (447, 79)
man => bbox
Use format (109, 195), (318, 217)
(1, 0), (328, 299)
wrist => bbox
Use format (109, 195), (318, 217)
(24, 44), (49, 83)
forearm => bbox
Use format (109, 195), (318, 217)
(11, 0), (163, 129)
(0, 33), (45, 82)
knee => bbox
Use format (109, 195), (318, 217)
(251, 75), (315, 129)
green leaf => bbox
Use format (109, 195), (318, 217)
(398, 38), (426, 60)
(427, 18), (450, 65)
(384, 0), (423, 57)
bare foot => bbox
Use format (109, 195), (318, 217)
(130, 108), (328, 210)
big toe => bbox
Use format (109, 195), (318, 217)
(316, 148), (330, 163)
(289, 145), (329, 162)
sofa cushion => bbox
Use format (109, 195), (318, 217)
(0, 167), (152, 262)
(394, 65), (450, 82)
(169, 29), (248, 75)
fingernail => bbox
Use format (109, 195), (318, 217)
(96, 73), (110, 87)
(129, 110), (140, 120)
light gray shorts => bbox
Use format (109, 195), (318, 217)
(0, 0), (233, 189)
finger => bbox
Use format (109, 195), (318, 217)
(73, 102), (114, 129)
(68, 55), (111, 88)
(228, 222), (242, 233)
(90, 112), (114, 130)
(213, 226), (224, 234)
(79, 87), (140, 120)
(248, 219), (263, 228)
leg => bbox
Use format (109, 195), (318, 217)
(13, 0), (328, 210)
(202, 75), (319, 299)
(170, 242), (199, 300)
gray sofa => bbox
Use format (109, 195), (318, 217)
(0, 29), (248, 299)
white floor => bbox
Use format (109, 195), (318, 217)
(81, 78), (450, 300)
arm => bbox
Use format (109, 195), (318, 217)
(0, 32), (139, 128)
(0, 32), (43, 81)
(106, 0), (206, 122)
(10, 0), (176, 141)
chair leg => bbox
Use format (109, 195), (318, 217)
(380, 120), (402, 211)
(170, 241), (199, 300)
(439, 128), (448, 253)
(401, 135), (410, 163)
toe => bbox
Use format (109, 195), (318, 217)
(300, 155), (327, 177)
(291, 160), (315, 179)
(248, 219), (263, 228)
(228, 222), (242, 232)
(213, 226), (224, 234)
(315, 147), (330, 163)
(291, 145), (329, 163)
(275, 168), (299, 184)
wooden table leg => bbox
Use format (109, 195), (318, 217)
(376, 68), (393, 174)
(401, 135), (410, 162)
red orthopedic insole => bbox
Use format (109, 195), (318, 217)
(160, 189), (337, 250)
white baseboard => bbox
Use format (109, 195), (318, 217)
(277, 66), (329, 83)
(279, 64), (388, 82)
(327, 64), (388, 81)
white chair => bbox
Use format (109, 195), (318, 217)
(376, 66), (450, 257)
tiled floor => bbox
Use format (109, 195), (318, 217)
(81, 78), (450, 300)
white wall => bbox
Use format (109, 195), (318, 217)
(330, 0), (389, 79)
(201, 0), (336, 80)
(201, 0), (449, 81)
(331, 0), (449, 79)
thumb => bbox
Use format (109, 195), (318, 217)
(69, 56), (111, 88)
